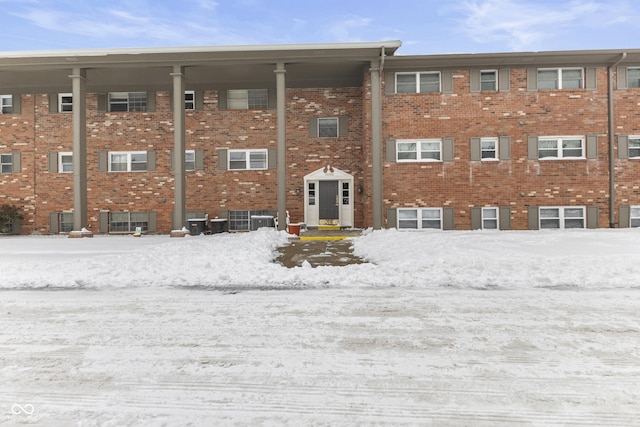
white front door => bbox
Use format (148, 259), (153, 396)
(304, 166), (353, 227)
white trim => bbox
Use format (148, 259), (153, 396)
(317, 117), (339, 138)
(628, 136), (640, 158)
(630, 206), (640, 227)
(539, 206), (586, 229)
(303, 166), (354, 227)
(397, 207), (443, 230)
(108, 151), (147, 172)
(0, 94), (12, 114)
(480, 137), (499, 161)
(58, 151), (73, 173)
(396, 139), (442, 162)
(481, 207), (499, 230)
(58, 93), (72, 112)
(395, 71), (441, 93)
(228, 149), (268, 170)
(480, 69), (498, 91)
(537, 67), (583, 90)
(184, 90), (195, 111)
(538, 135), (585, 159)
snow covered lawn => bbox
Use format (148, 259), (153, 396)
(1, 229), (640, 425)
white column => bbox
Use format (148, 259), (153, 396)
(275, 63), (287, 230)
(70, 68), (87, 231)
(171, 66), (186, 230)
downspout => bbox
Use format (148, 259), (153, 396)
(608, 52), (626, 228)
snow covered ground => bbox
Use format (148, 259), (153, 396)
(1, 229), (640, 425)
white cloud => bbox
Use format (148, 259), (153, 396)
(327, 15), (373, 42)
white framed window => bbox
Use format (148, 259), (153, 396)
(630, 206), (640, 227)
(109, 151), (147, 172)
(540, 206), (585, 229)
(537, 68), (583, 90)
(538, 136), (584, 159)
(482, 207), (499, 230)
(397, 208), (442, 230)
(227, 89), (268, 109)
(395, 72), (441, 93)
(318, 118), (339, 138)
(481, 137), (498, 160)
(480, 70), (498, 91)
(308, 182), (316, 206)
(59, 152), (73, 173)
(185, 150), (196, 171)
(109, 212), (149, 233)
(396, 139), (441, 162)
(627, 68), (640, 88)
(228, 149), (268, 170)
(0, 153), (12, 173)
(108, 92), (147, 112)
(1, 95), (12, 114)
(628, 137), (640, 158)
(59, 93), (73, 112)
(59, 212), (74, 233)
(185, 90), (195, 110)
(342, 182), (350, 205)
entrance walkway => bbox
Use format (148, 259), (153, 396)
(275, 229), (365, 268)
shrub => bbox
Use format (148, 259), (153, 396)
(0, 204), (23, 234)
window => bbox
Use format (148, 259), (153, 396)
(342, 182), (350, 205)
(228, 149), (268, 170)
(228, 209), (270, 231)
(631, 206), (640, 227)
(628, 68), (640, 88)
(396, 139), (441, 162)
(185, 90), (195, 110)
(1, 95), (12, 114)
(395, 72), (440, 93)
(59, 152), (73, 173)
(482, 207), (498, 230)
(481, 137), (498, 160)
(538, 68), (583, 90)
(59, 213), (74, 233)
(109, 152), (147, 172)
(480, 70), (497, 91)
(108, 92), (147, 112)
(227, 89), (268, 109)
(628, 137), (640, 158)
(397, 208), (442, 230)
(318, 118), (339, 138)
(540, 207), (585, 229)
(185, 150), (196, 171)
(0, 154), (12, 173)
(308, 182), (316, 206)
(109, 212), (149, 233)
(538, 136), (584, 159)
(59, 93), (73, 112)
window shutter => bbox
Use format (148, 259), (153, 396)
(49, 213), (59, 234)
(499, 68), (510, 92)
(97, 94), (107, 113)
(169, 90), (174, 112)
(384, 70), (395, 95)
(442, 138), (454, 162)
(267, 88), (276, 109)
(48, 151), (58, 173)
(49, 94), (58, 113)
(619, 205), (630, 228)
(386, 139), (396, 162)
(195, 149), (204, 170)
(12, 152), (20, 173)
(586, 134), (598, 159)
(268, 148), (277, 169)
(499, 206), (512, 230)
(528, 136), (539, 160)
(470, 137), (481, 161)
(147, 150), (156, 171)
(586, 68), (597, 90)
(146, 92), (156, 112)
(338, 116), (348, 137)
(471, 207), (482, 229)
(587, 206), (599, 229)
(308, 118), (318, 137)
(386, 208), (397, 229)
(618, 135), (629, 159)
(527, 68), (538, 91)
(617, 66), (628, 90)
(217, 148), (228, 170)
(217, 89), (228, 110)
(470, 69), (480, 93)
(528, 206), (539, 230)
(442, 70), (453, 94)
(443, 207), (455, 230)
(499, 136), (511, 160)
(12, 95), (21, 114)
(169, 149), (175, 171)
(12, 218), (21, 234)
(99, 212), (109, 233)
(148, 212), (157, 232)
(195, 91), (205, 111)
(98, 151), (108, 172)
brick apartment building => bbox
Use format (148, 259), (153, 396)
(1, 41), (639, 234)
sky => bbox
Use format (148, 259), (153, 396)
(0, 0), (638, 55)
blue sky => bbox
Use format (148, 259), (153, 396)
(0, 0), (638, 54)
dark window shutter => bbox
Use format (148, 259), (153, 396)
(587, 134), (598, 159)
(384, 70), (395, 95)
(617, 66), (628, 90)
(267, 88), (276, 109)
(338, 116), (348, 137)
(528, 136), (539, 160)
(98, 151), (108, 172)
(49, 94), (58, 113)
(527, 68), (538, 91)
(442, 138), (454, 162)
(12, 95), (21, 114)
(470, 137), (481, 161)
(147, 150), (156, 171)
(169, 149), (175, 171)
(470, 69), (480, 93)
(386, 139), (396, 162)
(217, 89), (228, 111)
(528, 206), (539, 230)
(618, 135), (629, 159)
(169, 90), (174, 112)
(471, 207), (482, 229)
(586, 68), (597, 90)
(13, 218), (21, 234)
(619, 205), (630, 228)
(99, 212), (109, 233)
(386, 208), (397, 229)
(443, 207), (455, 230)
(499, 68), (510, 92)
(146, 92), (156, 112)
(442, 70), (453, 94)
(217, 148), (228, 170)
(308, 117), (318, 137)
(97, 94), (107, 113)
(12, 152), (20, 173)
(499, 206), (512, 230)
(268, 148), (277, 169)
(499, 136), (511, 160)
(195, 149), (204, 170)
(148, 212), (157, 232)
(49, 212), (59, 234)
(587, 206), (599, 229)
(48, 151), (58, 173)
(195, 91), (205, 111)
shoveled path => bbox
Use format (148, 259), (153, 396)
(275, 229), (365, 268)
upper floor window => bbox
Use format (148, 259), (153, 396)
(538, 68), (583, 89)
(395, 72), (440, 93)
(59, 152), (73, 173)
(185, 90), (195, 110)
(480, 70), (497, 91)
(109, 151), (147, 172)
(538, 136), (584, 159)
(627, 68), (640, 88)
(539, 207), (585, 229)
(185, 150), (196, 171)
(396, 139), (441, 162)
(481, 137), (498, 160)
(1, 95), (12, 114)
(109, 92), (147, 112)
(629, 137), (640, 158)
(59, 93), (73, 112)
(227, 89), (268, 109)
(0, 153), (13, 173)
(318, 118), (339, 138)
(228, 149), (268, 170)
(397, 208), (442, 230)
